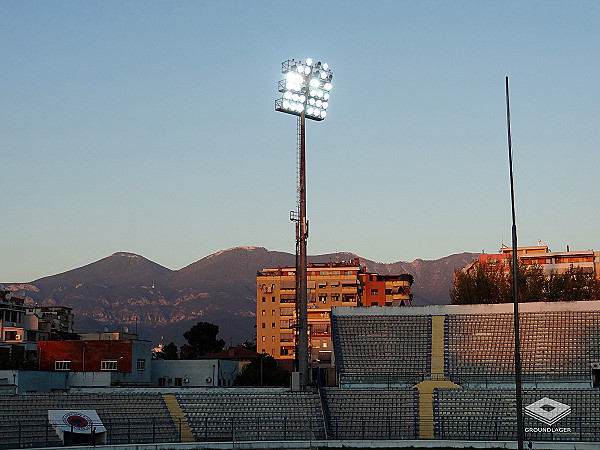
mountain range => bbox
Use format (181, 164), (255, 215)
(4, 247), (478, 347)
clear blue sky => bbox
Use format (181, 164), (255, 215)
(2, 1), (599, 282)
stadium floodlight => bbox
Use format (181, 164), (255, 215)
(276, 59), (333, 121)
(275, 58), (333, 391)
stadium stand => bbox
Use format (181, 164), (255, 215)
(176, 388), (325, 441)
(446, 310), (600, 383)
(330, 301), (600, 443)
(2, 300), (600, 448)
(322, 387), (418, 439)
(434, 388), (600, 442)
(331, 312), (431, 385)
(0, 392), (179, 448)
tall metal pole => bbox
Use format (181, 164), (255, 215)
(506, 76), (524, 450)
(297, 110), (308, 390)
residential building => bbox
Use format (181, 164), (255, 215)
(0, 290), (40, 363)
(26, 306), (75, 339)
(37, 332), (152, 386)
(469, 241), (600, 277)
(256, 259), (413, 378)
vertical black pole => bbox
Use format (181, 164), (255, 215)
(298, 110), (308, 390)
(506, 75), (524, 450)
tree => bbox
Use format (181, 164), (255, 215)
(450, 261), (510, 305)
(451, 259), (600, 305)
(235, 354), (289, 386)
(180, 321), (225, 359)
(546, 266), (600, 302)
(159, 342), (179, 360)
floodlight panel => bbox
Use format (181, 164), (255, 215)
(276, 58), (332, 122)
(275, 98), (324, 121)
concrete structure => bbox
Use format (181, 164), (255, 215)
(151, 359), (238, 388)
(37, 334), (152, 386)
(256, 259), (413, 379)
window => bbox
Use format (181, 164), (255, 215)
(262, 336), (266, 342)
(137, 359), (146, 371)
(101, 360), (118, 371)
(55, 360), (71, 371)
(271, 336), (275, 342)
(272, 310), (275, 316)
(262, 323), (265, 328)
(174, 378), (183, 387)
(158, 377), (166, 387)
(262, 296), (265, 302)
(262, 310), (266, 316)
(272, 296), (275, 302)
(371, 289), (378, 295)
(271, 323), (275, 329)
(4, 331), (20, 341)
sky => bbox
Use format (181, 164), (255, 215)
(2, 1), (599, 283)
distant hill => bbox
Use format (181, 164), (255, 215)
(5, 247), (478, 347)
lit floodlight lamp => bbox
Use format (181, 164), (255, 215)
(276, 58), (332, 121)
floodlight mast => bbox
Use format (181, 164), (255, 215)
(275, 59), (332, 390)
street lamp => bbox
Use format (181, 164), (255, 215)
(275, 58), (333, 390)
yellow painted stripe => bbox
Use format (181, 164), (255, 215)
(162, 393), (195, 442)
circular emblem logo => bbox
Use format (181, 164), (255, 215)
(62, 412), (92, 430)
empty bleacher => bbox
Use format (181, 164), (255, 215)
(322, 387), (418, 439)
(176, 388), (325, 441)
(332, 313), (431, 385)
(434, 388), (600, 442)
(446, 310), (600, 382)
(0, 392), (179, 448)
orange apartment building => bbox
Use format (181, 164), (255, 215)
(467, 241), (600, 277)
(256, 258), (413, 374)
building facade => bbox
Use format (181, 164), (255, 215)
(37, 333), (152, 386)
(256, 259), (413, 374)
(469, 241), (600, 277)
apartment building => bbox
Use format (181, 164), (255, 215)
(256, 259), (413, 373)
(472, 241), (600, 276)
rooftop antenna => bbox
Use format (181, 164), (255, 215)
(506, 75), (524, 450)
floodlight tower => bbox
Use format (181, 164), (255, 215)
(275, 58), (333, 390)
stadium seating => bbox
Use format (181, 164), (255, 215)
(434, 388), (600, 442)
(176, 388), (325, 441)
(0, 392), (179, 448)
(322, 387), (419, 439)
(332, 314), (431, 385)
(445, 311), (600, 382)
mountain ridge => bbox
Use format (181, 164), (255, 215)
(5, 247), (479, 346)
